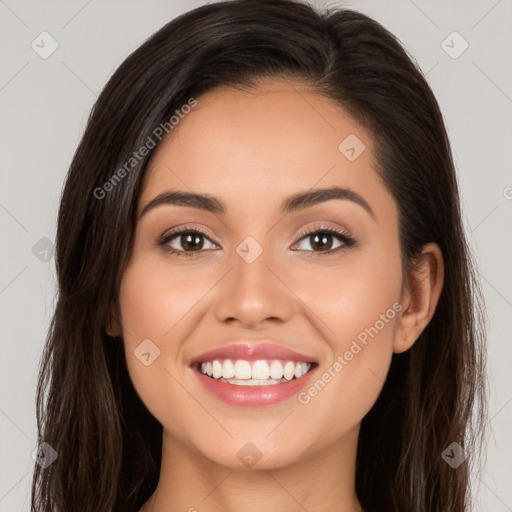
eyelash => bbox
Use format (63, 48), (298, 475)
(158, 223), (357, 258)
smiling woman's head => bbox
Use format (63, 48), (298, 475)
(32, 1), (486, 511)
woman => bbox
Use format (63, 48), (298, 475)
(31, 0), (487, 510)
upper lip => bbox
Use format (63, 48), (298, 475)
(189, 342), (318, 365)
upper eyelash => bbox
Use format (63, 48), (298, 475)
(158, 223), (357, 257)
(295, 224), (356, 254)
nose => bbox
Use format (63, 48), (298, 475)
(213, 241), (295, 328)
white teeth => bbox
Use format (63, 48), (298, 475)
(234, 360), (252, 379)
(199, 359), (312, 383)
(295, 362), (307, 379)
(283, 361), (295, 381)
(224, 378), (281, 386)
(252, 360), (270, 380)
(269, 360), (283, 379)
(212, 360), (223, 379)
(222, 359), (235, 379)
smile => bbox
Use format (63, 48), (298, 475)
(189, 342), (318, 406)
(198, 359), (313, 385)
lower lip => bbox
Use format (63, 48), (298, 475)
(193, 365), (317, 407)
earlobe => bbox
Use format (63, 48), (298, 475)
(394, 243), (444, 353)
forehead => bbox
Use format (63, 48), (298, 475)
(139, 80), (395, 222)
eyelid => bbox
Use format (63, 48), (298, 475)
(291, 222), (357, 254)
(158, 222), (357, 256)
(293, 223), (353, 242)
(158, 223), (219, 245)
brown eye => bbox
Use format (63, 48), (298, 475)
(160, 228), (217, 256)
(177, 232), (204, 251)
(307, 232), (338, 251)
(294, 226), (356, 256)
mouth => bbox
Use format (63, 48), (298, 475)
(193, 358), (317, 386)
(189, 342), (319, 406)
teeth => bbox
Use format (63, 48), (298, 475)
(269, 360), (283, 379)
(295, 362), (308, 379)
(234, 360), (252, 379)
(283, 361), (295, 381)
(223, 378), (282, 386)
(222, 359), (235, 379)
(212, 360), (223, 379)
(252, 360), (270, 380)
(199, 359), (312, 382)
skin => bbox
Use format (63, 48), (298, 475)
(108, 79), (444, 512)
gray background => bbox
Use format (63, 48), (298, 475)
(0, 0), (511, 510)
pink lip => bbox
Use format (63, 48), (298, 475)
(189, 343), (317, 365)
(193, 364), (318, 407)
(189, 342), (318, 407)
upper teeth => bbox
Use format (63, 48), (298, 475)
(200, 359), (311, 381)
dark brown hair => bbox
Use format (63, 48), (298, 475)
(31, 1), (487, 510)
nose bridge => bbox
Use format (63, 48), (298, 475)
(234, 234), (273, 285)
(213, 234), (294, 325)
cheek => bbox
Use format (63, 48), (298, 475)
(117, 258), (189, 416)
(117, 254), (227, 439)
(118, 252), (213, 342)
(293, 245), (403, 427)
(293, 238), (402, 349)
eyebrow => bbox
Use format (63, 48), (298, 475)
(138, 186), (375, 220)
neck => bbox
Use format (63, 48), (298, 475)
(140, 426), (363, 512)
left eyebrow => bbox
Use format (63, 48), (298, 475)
(138, 185), (375, 220)
(280, 186), (375, 219)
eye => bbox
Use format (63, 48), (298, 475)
(159, 225), (218, 257)
(158, 223), (357, 258)
(292, 223), (357, 256)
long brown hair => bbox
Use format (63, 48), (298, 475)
(31, 1), (487, 510)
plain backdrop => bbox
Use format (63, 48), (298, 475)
(0, 0), (511, 510)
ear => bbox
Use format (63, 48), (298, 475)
(106, 300), (122, 337)
(394, 242), (444, 353)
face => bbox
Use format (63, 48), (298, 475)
(115, 80), (406, 470)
